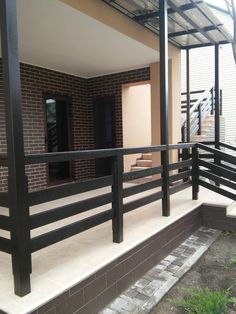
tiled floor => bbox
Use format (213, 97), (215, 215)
(0, 184), (232, 314)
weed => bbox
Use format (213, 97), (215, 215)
(229, 257), (236, 266)
(169, 287), (233, 314)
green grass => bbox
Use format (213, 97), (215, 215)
(169, 288), (235, 314)
(229, 256), (236, 266)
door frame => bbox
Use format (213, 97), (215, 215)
(43, 93), (73, 186)
(93, 95), (116, 177)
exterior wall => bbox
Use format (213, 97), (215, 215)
(0, 61), (150, 191)
(151, 54), (182, 169)
(181, 10), (236, 146)
(122, 83), (151, 172)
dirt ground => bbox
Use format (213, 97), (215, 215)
(150, 232), (236, 314)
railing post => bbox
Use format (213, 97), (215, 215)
(220, 89), (223, 116)
(182, 148), (190, 182)
(192, 146), (199, 200)
(198, 103), (202, 135)
(160, 0), (170, 217)
(112, 154), (123, 243)
(211, 87), (214, 115)
(0, 0), (31, 296)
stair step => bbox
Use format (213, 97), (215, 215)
(142, 153), (152, 160)
(131, 166), (150, 171)
(136, 159), (152, 167)
(226, 202), (236, 218)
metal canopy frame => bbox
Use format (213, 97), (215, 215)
(103, 0), (233, 49)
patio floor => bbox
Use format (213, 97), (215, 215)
(0, 184), (232, 314)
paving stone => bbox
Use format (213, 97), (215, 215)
(110, 298), (129, 312)
(101, 227), (220, 314)
(102, 309), (117, 314)
(164, 255), (176, 263)
(122, 287), (138, 299)
(134, 278), (150, 289)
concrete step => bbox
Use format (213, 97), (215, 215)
(226, 202), (236, 218)
(191, 134), (207, 142)
(136, 159), (152, 167)
(142, 153), (152, 160)
(131, 166), (150, 171)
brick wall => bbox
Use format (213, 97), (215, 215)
(0, 60), (150, 192)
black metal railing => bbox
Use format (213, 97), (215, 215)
(181, 86), (223, 142)
(0, 143), (195, 293)
(1, 141), (236, 295)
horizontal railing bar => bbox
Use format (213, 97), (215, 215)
(199, 160), (236, 182)
(169, 170), (192, 183)
(199, 141), (215, 145)
(181, 89), (205, 95)
(219, 142), (236, 152)
(198, 153), (214, 159)
(178, 153), (214, 159)
(0, 193), (8, 207)
(199, 170), (236, 190)
(169, 143), (195, 150)
(220, 162), (236, 173)
(123, 191), (163, 214)
(169, 159), (192, 171)
(31, 209), (112, 252)
(199, 180), (236, 201)
(170, 180), (192, 195)
(123, 166), (163, 182)
(29, 175), (113, 206)
(123, 179), (163, 198)
(25, 146), (165, 164)
(0, 236), (11, 254)
(30, 192), (113, 229)
(0, 156), (7, 166)
(25, 144), (196, 164)
(181, 98), (199, 104)
(198, 143), (236, 165)
(0, 215), (10, 231)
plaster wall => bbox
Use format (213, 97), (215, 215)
(122, 83), (151, 172)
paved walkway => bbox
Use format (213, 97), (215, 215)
(100, 227), (220, 314)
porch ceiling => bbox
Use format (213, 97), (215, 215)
(0, 0), (159, 78)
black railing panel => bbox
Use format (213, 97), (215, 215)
(0, 215), (10, 231)
(30, 192), (113, 229)
(0, 192), (8, 208)
(29, 175), (113, 206)
(31, 209), (113, 252)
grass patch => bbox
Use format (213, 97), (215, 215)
(229, 257), (236, 266)
(169, 287), (235, 314)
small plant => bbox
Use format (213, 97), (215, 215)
(223, 231), (236, 238)
(229, 256), (236, 266)
(169, 287), (232, 314)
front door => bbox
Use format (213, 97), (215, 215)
(45, 95), (72, 184)
(94, 96), (116, 177)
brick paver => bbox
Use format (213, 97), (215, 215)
(100, 227), (220, 314)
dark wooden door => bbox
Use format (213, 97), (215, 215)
(45, 95), (72, 184)
(94, 96), (116, 177)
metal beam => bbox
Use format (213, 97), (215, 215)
(186, 49), (191, 143)
(0, 0), (31, 296)
(134, 1), (203, 22)
(167, 0), (215, 44)
(160, 0), (170, 217)
(169, 25), (222, 38)
(215, 44), (220, 149)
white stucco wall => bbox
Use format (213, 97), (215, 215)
(122, 83), (151, 172)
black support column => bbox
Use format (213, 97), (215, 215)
(159, 0), (170, 216)
(186, 49), (191, 143)
(0, 0), (31, 296)
(214, 44), (220, 149)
